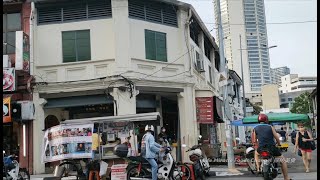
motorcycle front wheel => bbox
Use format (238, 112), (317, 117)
(127, 165), (149, 180)
(18, 168), (30, 180)
(172, 163), (192, 180)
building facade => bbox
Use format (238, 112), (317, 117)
(214, 0), (271, 96)
(31, 0), (226, 174)
(3, 0), (35, 173)
(270, 66), (290, 86)
(280, 74), (317, 93)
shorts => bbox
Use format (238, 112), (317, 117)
(300, 148), (312, 152)
(257, 145), (282, 157)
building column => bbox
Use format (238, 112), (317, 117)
(111, 88), (136, 115)
(32, 92), (46, 174)
(177, 86), (197, 162)
(112, 0), (131, 73)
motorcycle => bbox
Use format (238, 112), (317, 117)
(185, 136), (210, 180)
(3, 151), (30, 180)
(117, 140), (191, 180)
(258, 146), (281, 180)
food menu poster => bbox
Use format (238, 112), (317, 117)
(3, 97), (11, 123)
(3, 68), (16, 92)
(42, 123), (94, 163)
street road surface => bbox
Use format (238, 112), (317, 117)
(208, 141), (317, 179)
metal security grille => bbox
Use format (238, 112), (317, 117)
(128, 0), (178, 27)
(37, 0), (112, 25)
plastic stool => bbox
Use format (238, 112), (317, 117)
(89, 170), (100, 180)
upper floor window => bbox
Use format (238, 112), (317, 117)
(128, 0), (177, 27)
(62, 30), (91, 63)
(145, 30), (167, 62)
(3, 13), (21, 54)
(37, 0), (112, 25)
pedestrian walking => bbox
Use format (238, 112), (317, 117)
(293, 123), (315, 172)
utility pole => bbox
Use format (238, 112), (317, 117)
(216, 0), (235, 170)
(239, 34), (246, 117)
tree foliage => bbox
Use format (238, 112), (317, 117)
(290, 92), (313, 114)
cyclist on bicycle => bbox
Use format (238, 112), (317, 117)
(252, 114), (291, 180)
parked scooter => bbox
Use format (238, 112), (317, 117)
(185, 135), (210, 179)
(258, 146), (281, 180)
(3, 151), (30, 180)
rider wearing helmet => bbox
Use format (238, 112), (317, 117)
(141, 125), (164, 180)
(253, 114), (291, 180)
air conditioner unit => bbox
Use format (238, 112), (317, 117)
(17, 101), (35, 120)
(195, 52), (205, 72)
(3, 55), (11, 68)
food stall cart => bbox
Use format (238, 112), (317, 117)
(58, 112), (161, 178)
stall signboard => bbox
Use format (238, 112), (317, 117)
(15, 31), (30, 72)
(196, 97), (214, 124)
(111, 164), (128, 180)
(3, 97), (11, 123)
(3, 68), (16, 92)
(42, 123), (94, 163)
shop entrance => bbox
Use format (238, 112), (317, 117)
(161, 96), (179, 143)
(3, 122), (20, 155)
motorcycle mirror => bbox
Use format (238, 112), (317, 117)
(182, 144), (187, 148)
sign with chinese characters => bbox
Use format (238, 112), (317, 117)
(42, 123), (94, 163)
(3, 68), (16, 92)
(15, 31), (30, 71)
(3, 97), (11, 123)
(196, 97), (214, 124)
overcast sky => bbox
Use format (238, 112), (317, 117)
(180, 0), (317, 76)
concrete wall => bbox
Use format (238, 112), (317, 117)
(261, 84), (280, 110)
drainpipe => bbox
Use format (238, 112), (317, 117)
(30, 2), (35, 76)
(186, 8), (192, 76)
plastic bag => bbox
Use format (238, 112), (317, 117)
(100, 161), (108, 177)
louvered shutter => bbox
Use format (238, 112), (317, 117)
(145, 30), (156, 60)
(62, 31), (76, 63)
(76, 30), (91, 61)
(155, 32), (167, 62)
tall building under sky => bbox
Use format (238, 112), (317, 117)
(214, 0), (271, 96)
(270, 66), (290, 86)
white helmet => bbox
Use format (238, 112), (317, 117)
(145, 125), (155, 132)
(246, 147), (255, 154)
(193, 149), (202, 156)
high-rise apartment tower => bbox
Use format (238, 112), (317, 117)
(214, 0), (271, 96)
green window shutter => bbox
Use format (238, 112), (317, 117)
(155, 32), (167, 62)
(145, 30), (156, 60)
(62, 31), (76, 62)
(76, 30), (91, 61)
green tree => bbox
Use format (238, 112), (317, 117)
(290, 92), (313, 128)
(290, 92), (313, 114)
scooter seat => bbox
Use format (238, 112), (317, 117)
(127, 156), (149, 164)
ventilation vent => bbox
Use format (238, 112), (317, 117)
(128, 0), (178, 27)
(37, 0), (112, 25)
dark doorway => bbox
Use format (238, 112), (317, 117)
(161, 96), (178, 143)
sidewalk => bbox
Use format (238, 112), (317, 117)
(209, 165), (248, 177)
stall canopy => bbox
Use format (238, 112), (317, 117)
(242, 113), (310, 124)
(61, 112), (161, 125)
(231, 119), (285, 127)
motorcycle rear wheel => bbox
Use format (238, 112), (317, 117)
(18, 168), (30, 180)
(127, 165), (149, 180)
(263, 172), (272, 180)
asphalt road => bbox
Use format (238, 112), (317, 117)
(208, 141), (317, 179)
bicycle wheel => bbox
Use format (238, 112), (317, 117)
(172, 163), (192, 180)
(18, 168), (30, 180)
(58, 161), (81, 179)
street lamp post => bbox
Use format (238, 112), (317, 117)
(239, 35), (246, 117)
